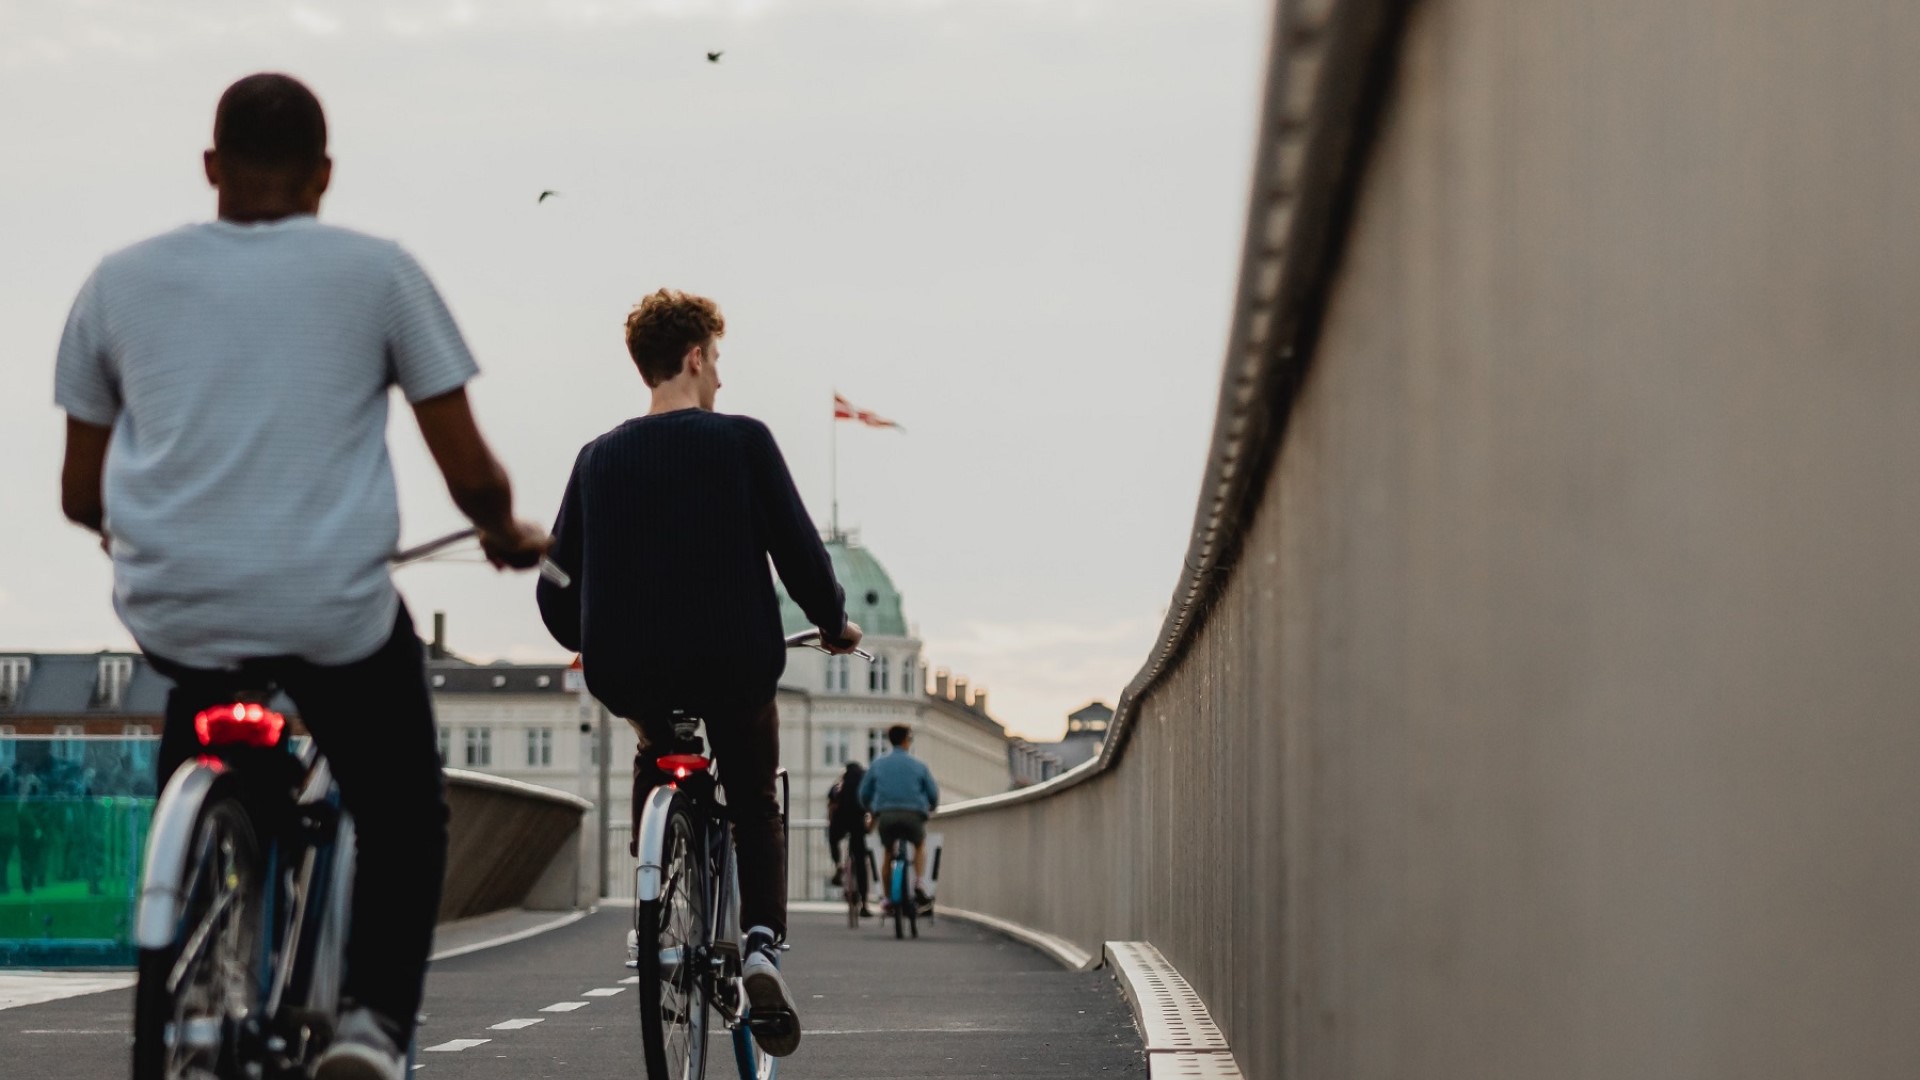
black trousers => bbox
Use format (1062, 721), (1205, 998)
(827, 824), (871, 899)
(631, 699), (786, 939)
(149, 606), (447, 1040)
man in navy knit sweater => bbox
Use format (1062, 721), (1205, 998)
(536, 289), (861, 1057)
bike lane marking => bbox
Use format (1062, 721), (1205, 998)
(540, 1001), (590, 1012)
(423, 1038), (491, 1052)
(489, 1018), (545, 1030)
(582, 987), (626, 997)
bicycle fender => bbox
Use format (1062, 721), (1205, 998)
(634, 785), (680, 902)
(135, 759), (229, 950)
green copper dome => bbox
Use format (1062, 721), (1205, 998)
(778, 536), (909, 639)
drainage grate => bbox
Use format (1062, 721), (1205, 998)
(1105, 941), (1230, 1053)
(1149, 1051), (1245, 1079)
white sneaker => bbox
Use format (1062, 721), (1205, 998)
(315, 1006), (406, 1080)
(741, 938), (801, 1057)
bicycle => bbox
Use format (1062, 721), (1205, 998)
(631, 628), (869, 1080)
(130, 529), (564, 1079)
(884, 836), (919, 940)
(836, 831), (871, 929)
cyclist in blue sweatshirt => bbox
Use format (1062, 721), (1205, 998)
(859, 725), (939, 908)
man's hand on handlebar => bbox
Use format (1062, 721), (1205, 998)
(822, 620), (864, 655)
(477, 519), (552, 570)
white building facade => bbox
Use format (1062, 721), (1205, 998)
(425, 534), (1015, 902)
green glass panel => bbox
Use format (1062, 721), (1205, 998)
(0, 737), (160, 967)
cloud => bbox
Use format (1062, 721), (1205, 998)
(3, 0), (1249, 66)
(288, 5), (342, 35)
(922, 614), (1159, 739)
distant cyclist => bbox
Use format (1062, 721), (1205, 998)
(536, 288), (861, 1058)
(860, 725), (939, 910)
(826, 760), (873, 916)
(53, 73), (550, 1080)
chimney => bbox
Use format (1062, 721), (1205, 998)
(972, 688), (988, 714)
(934, 670), (950, 698)
(431, 611), (447, 660)
(953, 676), (970, 705)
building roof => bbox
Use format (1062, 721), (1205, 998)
(777, 535), (910, 638)
(1068, 701), (1115, 726)
(0, 652), (294, 717)
(0, 651), (579, 719)
(427, 659), (572, 695)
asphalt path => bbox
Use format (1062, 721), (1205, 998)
(1, 907), (1145, 1078)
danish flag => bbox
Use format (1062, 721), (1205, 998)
(833, 393), (904, 431)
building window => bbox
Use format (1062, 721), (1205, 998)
(437, 725), (452, 763)
(822, 728), (852, 768)
(95, 656), (133, 707)
(0, 657), (29, 707)
(527, 727), (553, 767)
(829, 655), (853, 693)
(122, 724), (153, 738)
(902, 664), (914, 695)
(867, 727), (889, 763)
(464, 727), (492, 767)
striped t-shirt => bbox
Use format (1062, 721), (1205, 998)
(54, 215), (479, 669)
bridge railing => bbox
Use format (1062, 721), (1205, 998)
(938, 1), (1920, 1078)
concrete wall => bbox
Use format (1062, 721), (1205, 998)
(939, 2), (1920, 1078)
(441, 769), (591, 919)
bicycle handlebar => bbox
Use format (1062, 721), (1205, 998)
(784, 629), (874, 662)
(390, 527), (571, 588)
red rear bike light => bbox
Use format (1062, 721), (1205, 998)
(193, 703), (287, 748)
(656, 753), (710, 779)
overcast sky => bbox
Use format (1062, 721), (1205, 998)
(0, 0), (1269, 739)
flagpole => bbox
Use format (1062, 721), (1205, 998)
(830, 393), (840, 540)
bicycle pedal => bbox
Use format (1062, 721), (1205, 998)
(748, 1011), (796, 1037)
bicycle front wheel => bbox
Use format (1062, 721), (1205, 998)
(132, 796), (263, 1080)
(636, 802), (711, 1080)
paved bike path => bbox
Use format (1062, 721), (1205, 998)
(0, 906), (1144, 1079)
(418, 906), (1146, 1078)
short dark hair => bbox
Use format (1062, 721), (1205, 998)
(623, 289), (725, 387)
(214, 73), (327, 170)
(886, 725), (911, 747)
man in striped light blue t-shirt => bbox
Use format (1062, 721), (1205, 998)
(53, 73), (549, 1080)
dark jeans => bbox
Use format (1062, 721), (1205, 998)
(631, 699), (786, 939)
(827, 824), (871, 899)
(149, 607), (447, 1041)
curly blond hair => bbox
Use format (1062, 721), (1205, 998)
(624, 289), (726, 387)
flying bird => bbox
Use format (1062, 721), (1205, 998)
(537, 190), (559, 204)
(707, 50), (723, 63)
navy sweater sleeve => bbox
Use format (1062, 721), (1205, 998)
(747, 420), (847, 639)
(536, 449), (585, 652)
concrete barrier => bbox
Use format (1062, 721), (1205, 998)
(441, 769), (591, 921)
(939, 2), (1920, 1078)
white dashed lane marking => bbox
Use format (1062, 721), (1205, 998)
(423, 1038), (491, 1052)
(582, 987), (626, 997)
(620, 976), (640, 985)
(489, 1018), (546, 1030)
(541, 1001), (590, 1012)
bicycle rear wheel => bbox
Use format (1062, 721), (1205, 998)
(636, 802), (711, 1080)
(132, 796), (264, 1080)
(890, 844), (907, 940)
(841, 853), (859, 929)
